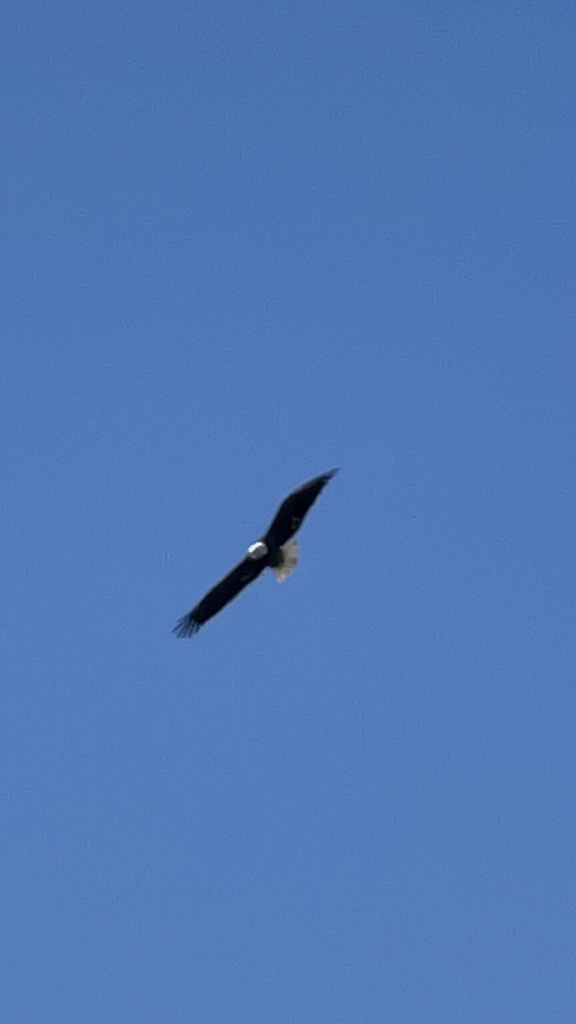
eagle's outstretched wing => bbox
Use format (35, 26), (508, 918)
(263, 469), (338, 548)
(173, 556), (267, 637)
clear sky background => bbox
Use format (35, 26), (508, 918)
(2, 2), (575, 1021)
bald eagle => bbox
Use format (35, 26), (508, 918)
(173, 469), (338, 637)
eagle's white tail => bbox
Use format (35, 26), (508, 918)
(272, 539), (300, 581)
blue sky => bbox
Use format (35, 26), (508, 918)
(2, 1), (575, 1020)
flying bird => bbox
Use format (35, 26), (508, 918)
(173, 469), (338, 637)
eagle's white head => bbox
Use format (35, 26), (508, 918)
(247, 540), (268, 560)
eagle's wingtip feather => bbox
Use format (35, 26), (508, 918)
(173, 616), (200, 638)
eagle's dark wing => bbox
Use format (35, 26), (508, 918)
(263, 469), (338, 548)
(173, 556), (267, 637)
